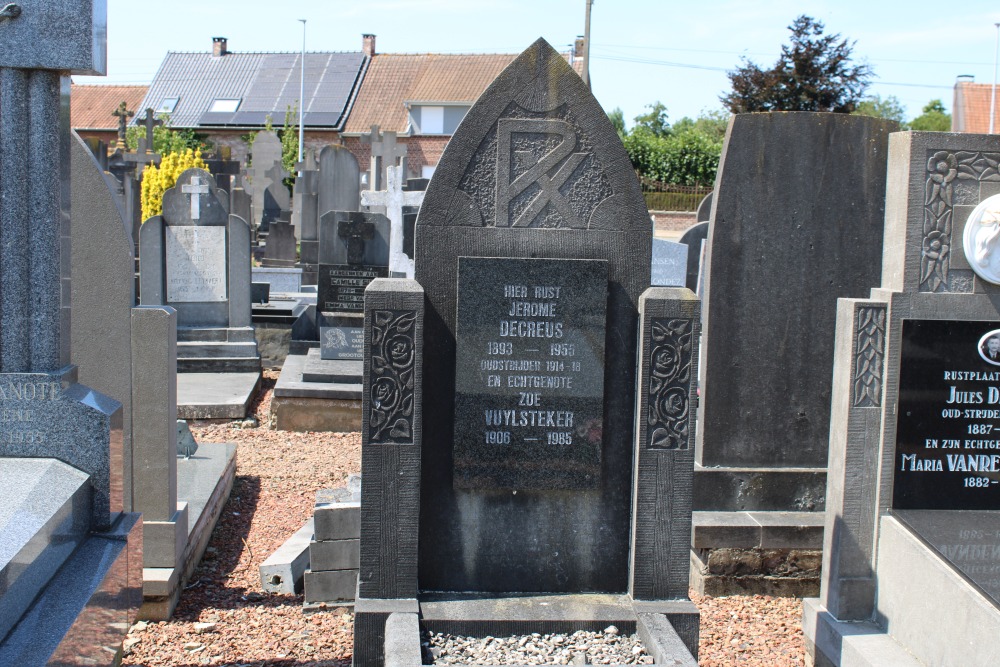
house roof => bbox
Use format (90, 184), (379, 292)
(953, 81), (1000, 133)
(137, 51), (367, 130)
(70, 84), (149, 130)
(343, 53), (517, 135)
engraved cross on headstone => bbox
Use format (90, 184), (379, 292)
(361, 165), (423, 278)
(181, 175), (210, 220)
(112, 101), (134, 150)
(338, 213), (376, 265)
(361, 124), (408, 191)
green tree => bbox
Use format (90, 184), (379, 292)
(280, 103), (299, 174)
(910, 99), (951, 132)
(632, 101), (670, 137)
(620, 109), (726, 187)
(854, 94), (907, 126)
(721, 15), (872, 114)
(126, 113), (210, 154)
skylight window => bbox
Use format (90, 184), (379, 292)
(157, 97), (179, 114)
(209, 99), (241, 113)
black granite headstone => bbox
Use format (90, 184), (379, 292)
(894, 319), (1000, 510)
(453, 257), (608, 490)
(251, 282), (270, 304)
(678, 221), (708, 293)
(317, 265), (389, 313)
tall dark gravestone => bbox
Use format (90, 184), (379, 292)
(354, 39), (700, 667)
(804, 133), (1000, 666)
(697, 113), (895, 508)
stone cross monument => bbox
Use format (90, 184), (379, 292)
(361, 165), (423, 278)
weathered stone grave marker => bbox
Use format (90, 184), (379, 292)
(693, 112), (896, 596)
(353, 39), (700, 667)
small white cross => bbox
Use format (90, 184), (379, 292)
(181, 175), (211, 220)
(361, 165), (423, 278)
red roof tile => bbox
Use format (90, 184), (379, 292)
(70, 85), (149, 130)
(344, 53), (516, 134)
(953, 81), (1000, 133)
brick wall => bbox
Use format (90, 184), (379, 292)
(651, 210), (699, 238)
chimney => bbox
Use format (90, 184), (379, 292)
(363, 34), (376, 57)
(575, 36), (585, 58)
(213, 37), (228, 57)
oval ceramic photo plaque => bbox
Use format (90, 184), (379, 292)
(963, 193), (1000, 285)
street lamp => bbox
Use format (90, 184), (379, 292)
(299, 19), (306, 164)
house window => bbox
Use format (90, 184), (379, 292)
(422, 165), (436, 179)
(421, 106), (444, 134)
(209, 99), (241, 113)
(157, 97), (179, 114)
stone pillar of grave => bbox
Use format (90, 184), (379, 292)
(0, 0), (128, 529)
(355, 278), (424, 665)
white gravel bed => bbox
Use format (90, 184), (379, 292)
(424, 625), (654, 665)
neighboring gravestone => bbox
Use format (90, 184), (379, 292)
(318, 144), (361, 219)
(248, 131), (288, 232)
(70, 132), (137, 510)
(139, 168), (261, 404)
(140, 169), (247, 326)
(0, 3), (143, 659)
(263, 220), (297, 268)
(317, 210), (390, 314)
(696, 113), (896, 513)
(354, 39), (699, 667)
(804, 133), (1000, 667)
(651, 237), (688, 287)
(231, 187), (252, 236)
(696, 191), (713, 222)
(678, 221), (708, 294)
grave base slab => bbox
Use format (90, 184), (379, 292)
(689, 510), (823, 597)
(139, 442), (237, 621)
(177, 372), (261, 420)
(356, 594), (699, 667)
(272, 352), (362, 432)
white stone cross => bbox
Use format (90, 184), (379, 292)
(361, 165), (423, 278)
(181, 175), (211, 220)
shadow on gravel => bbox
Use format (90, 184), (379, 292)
(141, 660), (351, 667)
(172, 474), (266, 618)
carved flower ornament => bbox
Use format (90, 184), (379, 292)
(927, 151), (957, 186)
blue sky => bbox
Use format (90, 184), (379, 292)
(76, 0), (1000, 128)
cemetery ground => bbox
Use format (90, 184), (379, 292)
(120, 372), (805, 667)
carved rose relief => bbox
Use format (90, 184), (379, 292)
(647, 318), (693, 450)
(369, 310), (416, 443)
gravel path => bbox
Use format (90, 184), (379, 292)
(122, 371), (806, 666)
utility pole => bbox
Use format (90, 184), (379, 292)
(992, 22), (1000, 134)
(583, 0), (593, 88)
(298, 19), (307, 164)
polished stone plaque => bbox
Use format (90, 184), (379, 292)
(317, 264), (388, 313)
(453, 257), (607, 490)
(894, 319), (1000, 510)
